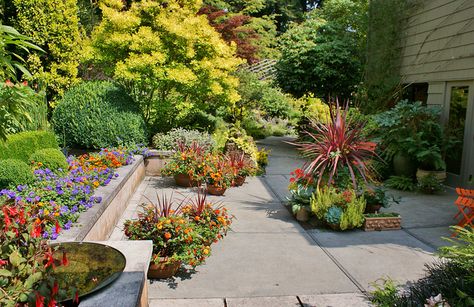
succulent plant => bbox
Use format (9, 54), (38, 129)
(324, 206), (343, 225)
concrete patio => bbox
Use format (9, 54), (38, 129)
(111, 136), (458, 307)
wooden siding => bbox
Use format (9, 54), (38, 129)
(399, 0), (474, 83)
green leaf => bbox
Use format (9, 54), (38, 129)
(0, 269), (12, 277)
(9, 250), (25, 267)
(24, 271), (43, 288)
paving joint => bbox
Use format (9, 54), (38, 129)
(402, 228), (438, 251)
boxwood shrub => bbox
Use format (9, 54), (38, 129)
(0, 131), (59, 162)
(30, 148), (68, 172)
(52, 81), (148, 149)
(0, 159), (35, 189)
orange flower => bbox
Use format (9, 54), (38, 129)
(164, 232), (172, 240)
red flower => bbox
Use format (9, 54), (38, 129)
(52, 281), (59, 295)
(0, 259), (8, 266)
(5, 79), (14, 87)
(74, 291), (79, 303)
(55, 221), (61, 234)
(35, 292), (45, 307)
(62, 252), (68, 266)
(31, 224), (42, 238)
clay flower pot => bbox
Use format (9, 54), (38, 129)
(232, 175), (246, 187)
(148, 258), (181, 279)
(174, 173), (200, 187)
(207, 185), (227, 196)
(295, 207), (310, 222)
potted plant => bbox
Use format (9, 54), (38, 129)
(181, 192), (233, 245)
(226, 151), (256, 187)
(288, 185), (314, 222)
(362, 186), (399, 214)
(375, 101), (447, 180)
(363, 212), (401, 231)
(123, 194), (209, 279)
(161, 142), (207, 187)
(204, 156), (234, 196)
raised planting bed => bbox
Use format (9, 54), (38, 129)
(363, 213), (401, 231)
(144, 149), (173, 176)
(57, 155), (145, 242)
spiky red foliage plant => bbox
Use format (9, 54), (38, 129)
(292, 100), (377, 189)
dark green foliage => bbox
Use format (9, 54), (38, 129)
(276, 18), (362, 98)
(0, 159), (34, 188)
(29, 148), (68, 172)
(384, 175), (416, 191)
(52, 81), (148, 149)
(417, 174), (444, 194)
(0, 130), (59, 162)
(373, 261), (474, 306)
(375, 100), (446, 171)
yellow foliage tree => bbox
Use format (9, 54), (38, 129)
(88, 0), (242, 131)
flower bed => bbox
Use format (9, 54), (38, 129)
(0, 146), (147, 240)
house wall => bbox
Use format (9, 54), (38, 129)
(399, 0), (474, 85)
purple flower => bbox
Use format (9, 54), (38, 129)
(114, 173), (119, 178)
(71, 205), (78, 213)
(42, 231), (49, 239)
(64, 220), (73, 230)
(51, 232), (58, 240)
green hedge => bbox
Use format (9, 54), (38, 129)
(0, 131), (59, 162)
(52, 81), (148, 149)
(0, 159), (35, 189)
(30, 148), (68, 172)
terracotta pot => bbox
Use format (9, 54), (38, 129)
(295, 207), (310, 222)
(364, 203), (382, 214)
(232, 175), (246, 187)
(174, 174), (200, 187)
(416, 169), (446, 183)
(148, 258), (181, 279)
(207, 185), (226, 196)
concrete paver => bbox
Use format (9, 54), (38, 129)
(299, 293), (370, 307)
(226, 296), (301, 307)
(149, 298), (224, 307)
(148, 232), (358, 299)
(308, 230), (436, 291)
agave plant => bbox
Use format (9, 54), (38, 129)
(292, 100), (377, 189)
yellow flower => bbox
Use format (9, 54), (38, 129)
(44, 210), (50, 215)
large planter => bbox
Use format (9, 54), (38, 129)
(363, 215), (401, 231)
(207, 185), (227, 196)
(145, 150), (173, 176)
(174, 174), (200, 187)
(148, 258), (181, 279)
(295, 207), (310, 222)
(232, 175), (246, 187)
(393, 153), (416, 177)
(416, 168), (446, 183)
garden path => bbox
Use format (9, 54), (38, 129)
(110, 136), (457, 307)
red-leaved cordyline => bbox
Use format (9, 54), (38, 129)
(290, 99), (377, 189)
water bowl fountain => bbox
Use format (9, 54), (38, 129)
(50, 242), (126, 304)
